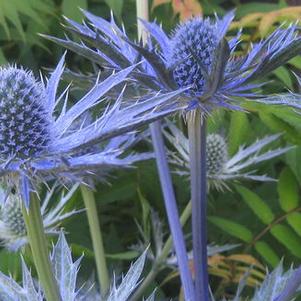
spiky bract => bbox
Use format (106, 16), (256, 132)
(54, 11), (301, 111)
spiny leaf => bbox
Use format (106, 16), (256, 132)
(51, 232), (82, 301)
(251, 262), (295, 301)
(107, 250), (147, 301)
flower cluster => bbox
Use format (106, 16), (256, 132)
(164, 122), (292, 189)
(0, 184), (79, 251)
(45, 10), (301, 112)
(0, 56), (186, 206)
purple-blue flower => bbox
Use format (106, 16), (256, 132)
(47, 11), (301, 112)
(0, 54), (185, 205)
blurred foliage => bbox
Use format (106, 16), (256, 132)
(1, 0), (301, 299)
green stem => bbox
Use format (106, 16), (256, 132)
(22, 193), (61, 301)
(80, 185), (110, 296)
(130, 201), (192, 301)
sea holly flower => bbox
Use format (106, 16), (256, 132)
(0, 55), (186, 205)
(0, 232), (155, 301)
(164, 123), (292, 189)
(0, 183), (79, 251)
(45, 10), (301, 111)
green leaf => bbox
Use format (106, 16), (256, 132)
(105, 0), (124, 20)
(273, 66), (293, 89)
(137, 188), (151, 238)
(62, 0), (87, 22)
(236, 185), (275, 225)
(259, 112), (301, 143)
(0, 250), (21, 279)
(71, 243), (94, 259)
(286, 146), (301, 183)
(255, 241), (280, 267)
(289, 56), (301, 69)
(106, 251), (139, 260)
(270, 224), (301, 258)
(0, 48), (6, 64)
(209, 216), (253, 242)
(286, 212), (301, 236)
(278, 167), (299, 212)
(228, 111), (250, 156)
(236, 2), (284, 18)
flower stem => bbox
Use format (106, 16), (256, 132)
(150, 121), (195, 301)
(22, 193), (61, 301)
(130, 200), (192, 301)
(135, 1), (194, 299)
(187, 110), (209, 301)
(81, 185), (110, 297)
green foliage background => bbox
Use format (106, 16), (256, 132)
(1, 0), (301, 299)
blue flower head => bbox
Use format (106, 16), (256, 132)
(0, 67), (51, 158)
(170, 18), (218, 95)
(52, 11), (301, 112)
(0, 54), (185, 207)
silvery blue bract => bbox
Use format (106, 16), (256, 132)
(164, 122), (293, 189)
(0, 54), (186, 206)
(0, 184), (79, 251)
(0, 232), (155, 301)
(47, 10), (301, 112)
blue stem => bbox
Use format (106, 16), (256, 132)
(273, 266), (301, 301)
(188, 112), (209, 301)
(150, 121), (195, 301)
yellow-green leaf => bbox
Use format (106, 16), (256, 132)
(209, 216), (253, 243)
(278, 167), (299, 212)
(236, 185), (275, 225)
(228, 111), (250, 156)
(270, 224), (301, 258)
(254, 241), (279, 267)
(287, 212), (301, 237)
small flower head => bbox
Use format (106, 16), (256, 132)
(0, 67), (51, 159)
(0, 184), (79, 251)
(170, 18), (218, 94)
(164, 123), (292, 190)
(206, 134), (228, 175)
(1, 193), (26, 237)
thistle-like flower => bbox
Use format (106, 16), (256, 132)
(170, 18), (218, 95)
(0, 55), (186, 205)
(0, 184), (79, 251)
(164, 123), (292, 189)
(0, 232), (155, 301)
(46, 11), (301, 112)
